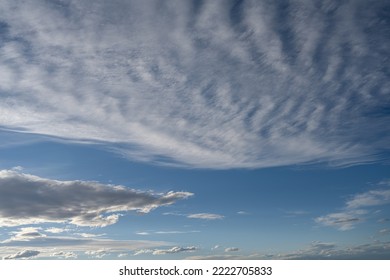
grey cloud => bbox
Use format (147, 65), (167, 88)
(0, 0), (388, 169)
(3, 250), (40, 260)
(0, 170), (193, 227)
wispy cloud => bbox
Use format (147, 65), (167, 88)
(187, 213), (224, 220)
(316, 181), (390, 230)
(133, 246), (197, 256)
(225, 247), (239, 252)
(277, 241), (390, 260)
(0, 0), (388, 169)
(0, 170), (193, 227)
(136, 230), (200, 236)
(0, 229), (169, 259)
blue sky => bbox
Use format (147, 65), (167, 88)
(0, 0), (389, 259)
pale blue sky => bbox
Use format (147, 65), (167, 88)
(0, 0), (389, 259)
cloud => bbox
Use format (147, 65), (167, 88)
(278, 241), (390, 260)
(0, 228), (169, 259)
(0, 170), (193, 227)
(187, 213), (224, 220)
(187, 254), (262, 260)
(0, 0), (388, 169)
(346, 190), (390, 209)
(189, 241), (390, 260)
(136, 230), (200, 236)
(225, 247), (239, 252)
(3, 250), (40, 260)
(133, 246), (197, 256)
(44, 228), (70, 234)
(379, 229), (390, 235)
(51, 251), (77, 259)
(316, 182), (390, 230)
(315, 211), (365, 231)
(152, 246), (197, 255)
(85, 249), (109, 259)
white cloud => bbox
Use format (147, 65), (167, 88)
(3, 250), (40, 260)
(315, 211), (365, 231)
(346, 190), (390, 209)
(0, 230), (169, 259)
(277, 241), (390, 260)
(316, 183), (390, 230)
(85, 249), (109, 259)
(0, 170), (193, 227)
(44, 228), (70, 234)
(152, 246), (197, 255)
(379, 229), (390, 235)
(0, 0), (388, 169)
(225, 247), (239, 252)
(133, 246), (197, 256)
(51, 251), (77, 259)
(187, 213), (224, 220)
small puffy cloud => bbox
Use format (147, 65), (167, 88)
(3, 250), (40, 260)
(133, 249), (154, 256)
(153, 246), (197, 255)
(237, 211), (250, 215)
(51, 251), (77, 259)
(85, 249), (109, 259)
(187, 213), (224, 220)
(225, 247), (239, 252)
(0, 170), (193, 227)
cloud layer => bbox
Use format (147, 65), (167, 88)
(0, 0), (388, 168)
(0, 170), (193, 227)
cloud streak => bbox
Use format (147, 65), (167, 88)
(316, 181), (390, 230)
(0, 170), (193, 227)
(0, 0), (388, 168)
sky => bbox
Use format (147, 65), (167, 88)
(0, 0), (389, 260)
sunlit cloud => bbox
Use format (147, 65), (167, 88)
(0, 170), (193, 227)
(0, 0), (388, 168)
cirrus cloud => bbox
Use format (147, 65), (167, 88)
(0, 0), (388, 169)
